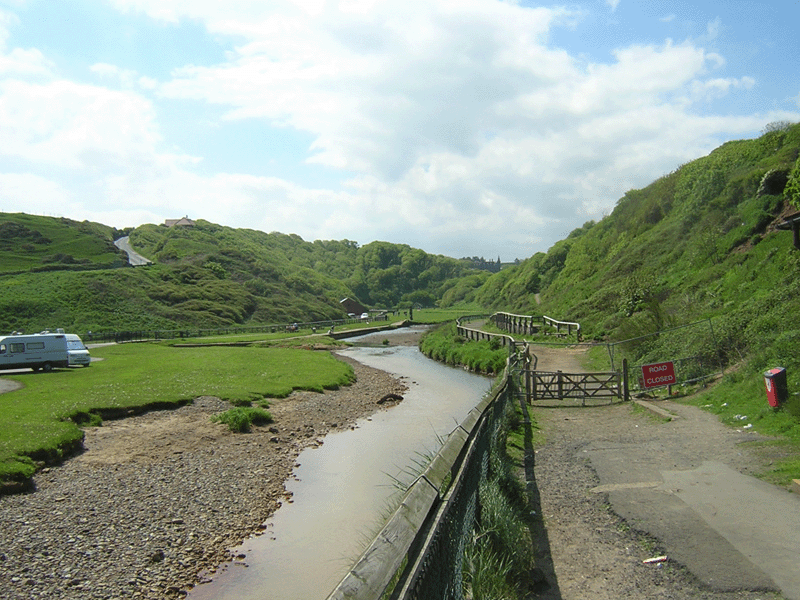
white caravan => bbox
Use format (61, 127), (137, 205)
(0, 330), (91, 372)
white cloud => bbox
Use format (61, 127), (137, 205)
(2, 0), (798, 259)
(704, 17), (722, 42)
(0, 9), (51, 76)
(0, 78), (170, 170)
(0, 172), (71, 215)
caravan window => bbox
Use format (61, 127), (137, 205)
(0, 344), (5, 354)
(27, 342), (45, 350)
(10, 343), (25, 353)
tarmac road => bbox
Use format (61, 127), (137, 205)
(114, 236), (152, 266)
(583, 399), (800, 599)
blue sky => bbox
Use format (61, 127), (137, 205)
(1, 0), (799, 260)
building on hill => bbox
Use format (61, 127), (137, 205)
(340, 297), (367, 316)
(164, 216), (195, 228)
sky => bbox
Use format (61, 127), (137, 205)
(1, 1), (799, 261)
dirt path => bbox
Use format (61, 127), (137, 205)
(524, 344), (787, 600)
(527, 343), (587, 372)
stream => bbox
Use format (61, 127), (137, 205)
(187, 328), (491, 600)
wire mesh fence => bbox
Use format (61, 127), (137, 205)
(607, 319), (724, 394)
(327, 359), (518, 600)
(392, 379), (512, 600)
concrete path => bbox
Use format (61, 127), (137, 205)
(587, 401), (800, 599)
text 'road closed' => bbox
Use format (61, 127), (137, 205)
(641, 361), (676, 389)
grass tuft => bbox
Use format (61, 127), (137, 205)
(211, 406), (273, 433)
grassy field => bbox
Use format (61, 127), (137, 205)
(0, 342), (354, 484)
(411, 306), (487, 324)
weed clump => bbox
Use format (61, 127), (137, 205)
(463, 401), (534, 599)
(212, 407), (273, 433)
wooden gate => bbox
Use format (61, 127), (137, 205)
(521, 369), (627, 406)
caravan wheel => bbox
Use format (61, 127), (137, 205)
(42, 363), (53, 372)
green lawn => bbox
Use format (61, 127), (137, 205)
(0, 342), (354, 484)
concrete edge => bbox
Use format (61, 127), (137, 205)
(634, 399), (677, 421)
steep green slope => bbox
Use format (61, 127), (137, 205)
(475, 122), (800, 374)
(470, 124), (800, 484)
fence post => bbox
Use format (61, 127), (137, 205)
(622, 359), (629, 401)
(526, 366), (532, 405)
(557, 370), (563, 399)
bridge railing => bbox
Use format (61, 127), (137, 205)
(492, 312), (581, 339)
(455, 315), (516, 348)
(327, 351), (523, 600)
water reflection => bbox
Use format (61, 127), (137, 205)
(188, 337), (490, 600)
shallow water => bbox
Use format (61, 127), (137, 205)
(187, 335), (490, 600)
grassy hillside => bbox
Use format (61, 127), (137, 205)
(475, 123), (800, 348)
(0, 215), (480, 333)
(471, 123), (800, 444)
(0, 213), (127, 273)
(129, 222), (477, 307)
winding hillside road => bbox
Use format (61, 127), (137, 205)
(114, 236), (152, 266)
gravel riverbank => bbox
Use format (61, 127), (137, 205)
(0, 353), (408, 600)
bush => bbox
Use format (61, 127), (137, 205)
(462, 534), (515, 599)
(462, 399), (534, 599)
(420, 322), (508, 374)
(211, 407), (273, 433)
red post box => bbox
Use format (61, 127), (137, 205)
(764, 367), (788, 408)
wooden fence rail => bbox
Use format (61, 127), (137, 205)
(523, 369), (625, 405)
(326, 368), (514, 600)
(492, 312), (581, 339)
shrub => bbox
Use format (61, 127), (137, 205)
(211, 407), (273, 433)
(462, 533), (515, 599)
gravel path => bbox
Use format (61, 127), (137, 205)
(0, 354), (407, 600)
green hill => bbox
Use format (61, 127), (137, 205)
(470, 123), (800, 445)
(0, 215), (481, 333)
(474, 123), (800, 348)
(0, 213), (127, 274)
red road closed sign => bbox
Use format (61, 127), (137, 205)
(641, 361), (676, 389)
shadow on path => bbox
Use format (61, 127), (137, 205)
(519, 394), (562, 599)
